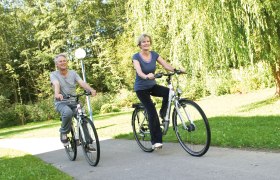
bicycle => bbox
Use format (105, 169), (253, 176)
(63, 91), (100, 166)
(132, 70), (211, 156)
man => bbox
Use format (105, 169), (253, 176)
(50, 53), (96, 146)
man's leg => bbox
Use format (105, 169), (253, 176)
(55, 103), (75, 145)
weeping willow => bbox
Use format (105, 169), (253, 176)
(122, 0), (280, 95)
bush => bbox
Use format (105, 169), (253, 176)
(90, 93), (113, 114)
(100, 104), (113, 114)
(0, 108), (19, 128)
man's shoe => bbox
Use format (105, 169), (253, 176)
(152, 143), (163, 150)
(87, 144), (96, 152)
(60, 133), (69, 146)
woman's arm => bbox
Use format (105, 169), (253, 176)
(157, 56), (175, 71)
(133, 60), (154, 79)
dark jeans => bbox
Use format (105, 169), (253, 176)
(136, 84), (169, 145)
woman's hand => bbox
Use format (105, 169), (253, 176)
(146, 73), (155, 80)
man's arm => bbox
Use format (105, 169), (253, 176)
(77, 79), (97, 97)
(52, 80), (64, 100)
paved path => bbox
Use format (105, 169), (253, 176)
(0, 138), (279, 180)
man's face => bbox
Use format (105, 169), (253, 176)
(56, 56), (68, 70)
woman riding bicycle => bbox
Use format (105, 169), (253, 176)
(132, 33), (178, 149)
(50, 53), (96, 146)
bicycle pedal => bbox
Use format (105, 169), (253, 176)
(75, 139), (80, 146)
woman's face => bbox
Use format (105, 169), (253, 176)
(139, 36), (151, 50)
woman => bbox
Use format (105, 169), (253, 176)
(132, 33), (176, 149)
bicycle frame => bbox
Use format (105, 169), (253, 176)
(74, 103), (87, 144)
(160, 72), (195, 135)
(66, 92), (91, 144)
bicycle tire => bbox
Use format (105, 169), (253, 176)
(172, 99), (211, 157)
(64, 127), (77, 161)
(132, 108), (154, 152)
(79, 117), (100, 166)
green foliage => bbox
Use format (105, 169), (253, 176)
(0, 98), (58, 128)
(0, 109), (19, 128)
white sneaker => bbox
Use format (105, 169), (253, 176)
(152, 143), (163, 150)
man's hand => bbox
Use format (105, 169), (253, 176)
(90, 89), (97, 97)
(55, 93), (64, 101)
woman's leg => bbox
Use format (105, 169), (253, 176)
(151, 85), (169, 119)
(136, 90), (162, 145)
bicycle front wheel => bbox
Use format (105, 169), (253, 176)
(132, 108), (154, 152)
(64, 127), (77, 161)
(172, 99), (211, 156)
(80, 117), (100, 166)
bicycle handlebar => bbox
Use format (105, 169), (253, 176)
(154, 69), (186, 79)
(66, 91), (91, 99)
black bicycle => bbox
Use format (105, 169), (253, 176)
(63, 91), (100, 166)
(132, 70), (211, 156)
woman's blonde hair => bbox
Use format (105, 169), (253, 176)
(137, 33), (152, 46)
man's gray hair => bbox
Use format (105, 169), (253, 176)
(54, 53), (67, 64)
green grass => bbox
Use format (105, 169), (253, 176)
(115, 115), (280, 151)
(0, 120), (60, 138)
(0, 149), (73, 180)
(209, 116), (280, 150)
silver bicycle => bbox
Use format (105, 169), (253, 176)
(132, 70), (211, 156)
(64, 91), (100, 166)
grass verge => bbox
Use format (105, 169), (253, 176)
(0, 148), (73, 180)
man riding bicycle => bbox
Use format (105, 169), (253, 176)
(50, 53), (96, 146)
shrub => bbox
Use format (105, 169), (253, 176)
(100, 104), (113, 114)
(0, 108), (19, 128)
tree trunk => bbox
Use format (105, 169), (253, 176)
(271, 63), (280, 96)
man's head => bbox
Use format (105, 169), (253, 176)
(54, 53), (68, 70)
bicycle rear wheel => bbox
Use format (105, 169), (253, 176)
(80, 117), (100, 166)
(172, 99), (211, 156)
(132, 108), (154, 152)
(64, 127), (77, 161)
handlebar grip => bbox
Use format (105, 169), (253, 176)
(174, 69), (186, 74)
(154, 73), (163, 78)
(84, 90), (92, 95)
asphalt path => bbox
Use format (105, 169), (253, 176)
(1, 138), (279, 180)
